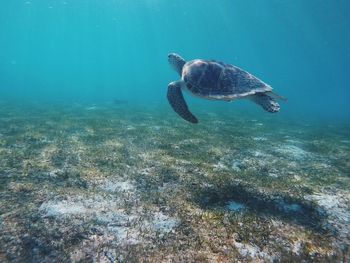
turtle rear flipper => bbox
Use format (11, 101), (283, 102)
(250, 93), (280, 113)
(167, 81), (198, 123)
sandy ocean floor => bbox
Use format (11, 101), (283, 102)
(0, 101), (349, 262)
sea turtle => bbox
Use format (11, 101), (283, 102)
(167, 53), (286, 123)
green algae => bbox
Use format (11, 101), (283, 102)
(0, 102), (349, 262)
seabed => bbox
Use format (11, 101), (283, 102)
(0, 101), (349, 262)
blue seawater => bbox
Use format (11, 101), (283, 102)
(0, 0), (349, 119)
(0, 1), (350, 262)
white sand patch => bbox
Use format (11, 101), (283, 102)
(46, 168), (62, 178)
(268, 172), (279, 178)
(307, 193), (350, 223)
(232, 160), (242, 172)
(100, 180), (135, 193)
(285, 139), (303, 145)
(291, 240), (303, 255)
(212, 162), (228, 171)
(231, 150), (273, 173)
(151, 212), (178, 234)
(233, 240), (272, 261)
(39, 194), (179, 245)
(226, 201), (245, 212)
(306, 192), (350, 239)
(103, 139), (123, 148)
(40, 200), (88, 218)
(138, 152), (150, 160)
(253, 150), (266, 157)
(275, 145), (310, 159)
(253, 137), (267, 141)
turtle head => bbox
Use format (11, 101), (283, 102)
(168, 53), (186, 76)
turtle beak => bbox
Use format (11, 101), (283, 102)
(168, 53), (178, 60)
(168, 54), (174, 64)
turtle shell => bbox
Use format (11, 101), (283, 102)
(182, 60), (272, 99)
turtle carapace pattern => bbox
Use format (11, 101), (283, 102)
(167, 53), (286, 124)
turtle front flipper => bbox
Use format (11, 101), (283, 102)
(167, 81), (198, 123)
